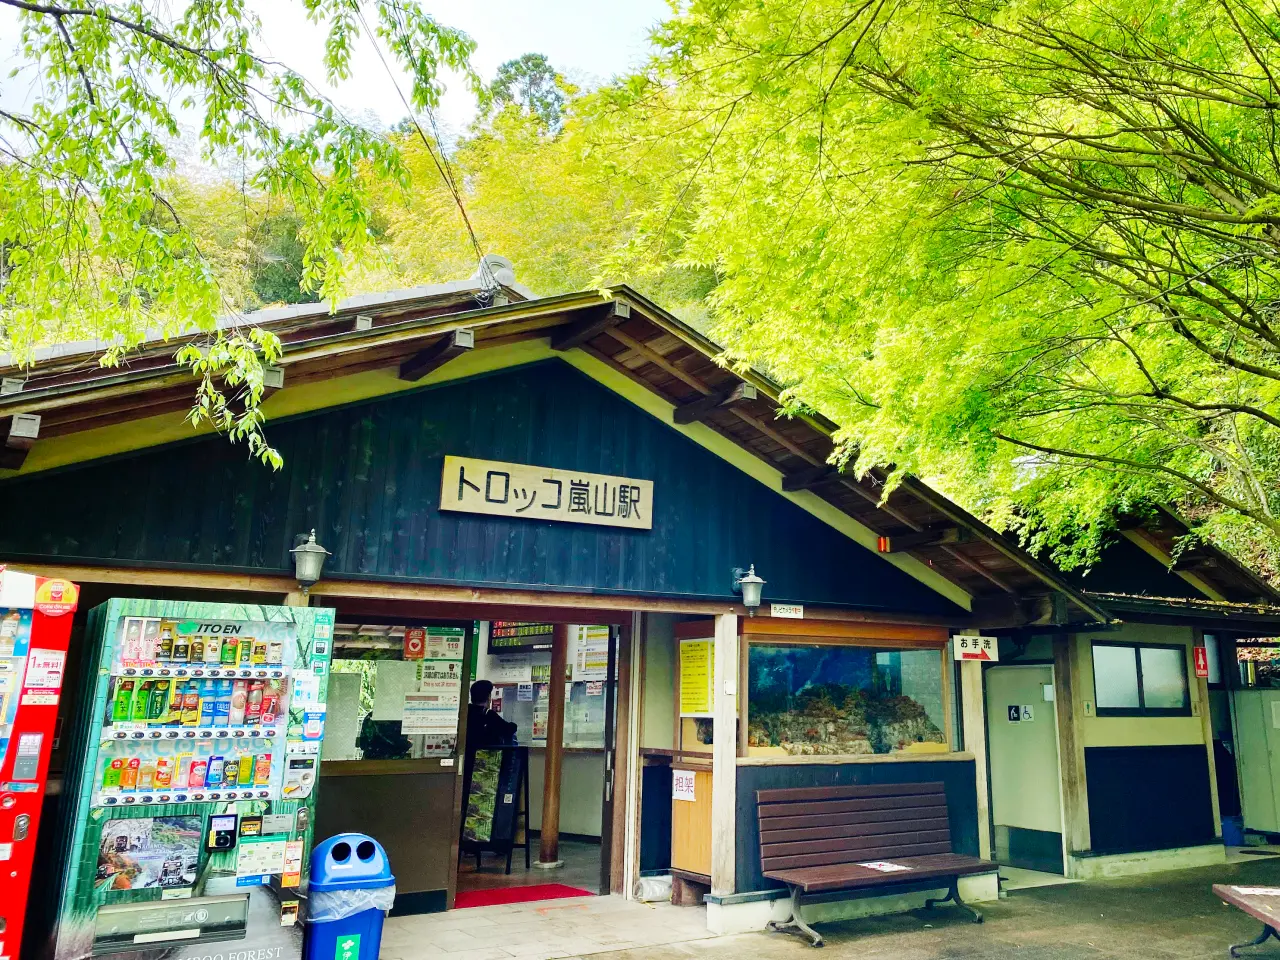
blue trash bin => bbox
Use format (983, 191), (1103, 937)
(306, 834), (396, 960)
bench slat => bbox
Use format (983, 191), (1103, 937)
(765, 853), (993, 893)
(756, 782), (945, 804)
(762, 827), (951, 862)
(760, 803), (949, 835)
(761, 815), (951, 845)
(763, 839), (954, 871)
(758, 794), (941, 819)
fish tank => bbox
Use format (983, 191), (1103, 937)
(746, 643), (948, 756)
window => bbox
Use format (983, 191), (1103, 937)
(746, 643), (948, 756)
(1091, 641), (1191, 716)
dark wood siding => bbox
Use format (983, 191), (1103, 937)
(0, 360), (960, 613)
(1084, 745), (1216, 854)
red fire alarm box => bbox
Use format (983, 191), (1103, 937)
(0, 566), (79, 958)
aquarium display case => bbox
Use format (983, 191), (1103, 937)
(745, 642), (948, 757)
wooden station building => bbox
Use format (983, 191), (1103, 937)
(2, 258), (1278, 931)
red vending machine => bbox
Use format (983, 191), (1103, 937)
(0, 566), (79, 960)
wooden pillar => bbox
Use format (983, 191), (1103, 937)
(1053, 633), (1091, 859)
(959, 658), (992, 861)
(1194, 632), (1223, 838)
(283, 590), (309, 607)
(538, 622), (569, 867)
(710, 613), (739, 896)
(609, 618), (634, 894)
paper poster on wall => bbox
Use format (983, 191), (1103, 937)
(401, 692), (459, 735)
(672, 769), (696, 801)
(586, 680), (604, 697)
(679, 639), (715, 717)
(490, 654), (533, 683)
(426, 627), (465, 660)
(22, 648), (65, 689)
(517, 682), (534, 702)
(572, 626), (610, 681)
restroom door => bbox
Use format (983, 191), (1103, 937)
(985, 665), (1065, 874)
(1232, 689), (1280, 834)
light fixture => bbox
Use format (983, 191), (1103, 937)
(732, 564), (766, 616)
(290, 530), (330, 593)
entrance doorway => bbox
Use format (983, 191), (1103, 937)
(986, 664), (1066, 874)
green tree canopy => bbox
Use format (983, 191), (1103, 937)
(487, 52), (567, 131)
(593, 0), (1280, 572)
(0, 0), (477, 466)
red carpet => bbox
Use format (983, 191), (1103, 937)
(453, 883), (596, 908)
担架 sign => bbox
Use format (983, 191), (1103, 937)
(440, 455), (653, 530)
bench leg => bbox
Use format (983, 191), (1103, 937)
(766, 885), (825, 947)
(924, 879), (983, 924)
(1230, 924), (1278, 957)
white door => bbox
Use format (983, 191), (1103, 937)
(1233, 689), (1280, 834)
(985, 665), (1065, 873)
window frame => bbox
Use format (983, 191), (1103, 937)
(1091, 640), (1192, 717)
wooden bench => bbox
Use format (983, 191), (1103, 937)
(757, 782), (996, 947)
(1213, 883), (1280, 956)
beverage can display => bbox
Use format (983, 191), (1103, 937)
(267, 641), (283, 665)
(199, 681), (216, 726)
(189, 758), (208, 789)
(221, 638), (239, 664)
(121, 619), (143, 664)
(181, 684), (200, 726)
(172, 632), (189, 663)
(229, 680), (247, 725)
(190, 637), (205, 662)
(175, 754), (192, 786)
(260, 681), (280, 724)
(237, 754), (254, 786)
(251, 640), (268, 665)
(207, 757), (224, 787)
(138, 760), (156, 791)
(111, 680), (134, 722)
(238, 638), (253, 664)
(213, 680), (232, 726)
(244, 681), (264, 724)
(120, 758), (140, 790)
(204, 636), (222, 663)
(148, 679), (170, 721)
(221, 758), (239, 788)
(165, 680), (185, 726)
(157, 622), (174, 661)
(102, 758), (124, 789)
(141, 619), (161, 661)
(254, 753), (272, 786)
(154, 756), (173, 788)
(131, 680), (152, 721)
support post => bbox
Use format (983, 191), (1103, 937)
(960, 658), (991, 861)
(710, 613), (739, 896)
(538, 622), (569, 867)
(1194, 631), (1223, 837)
(1053, 633), (1091, 859)
(283, 589), (309, 607)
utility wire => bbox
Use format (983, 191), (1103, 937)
(354, 3), (498, 299)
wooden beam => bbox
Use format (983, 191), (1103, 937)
(0, 413), (39, 469)
(959, 655), (991, 860)
(609, 620), (633, 894)
(539, 623), (569, 866)
(672, 382), (758, 425)
(551, 301), (630, 351)
(781, 464), (837, 492)
(1053, 633), (1090, 860)
(710, 612), (739, 896)
(877, 526), (965, 553)
(397, 328), (474, 382)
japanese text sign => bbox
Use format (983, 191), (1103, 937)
(441, 455), (653, 530)
(1194, 645), (1209, 679)
(672, 769), (697, 802)
(953, 635), (999, 662)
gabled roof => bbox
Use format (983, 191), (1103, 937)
(0, 272), (1115, 624)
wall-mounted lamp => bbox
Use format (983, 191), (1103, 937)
(290, 530), (331, 594)
(732, 564), (766, 616)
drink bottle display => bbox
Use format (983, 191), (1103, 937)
(52, 601), (332, 960)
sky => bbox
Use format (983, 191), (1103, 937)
(0, 1), (670, 141)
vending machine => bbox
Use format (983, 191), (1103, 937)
(46, 599), (334, 960)
(0, 566), (79, 960)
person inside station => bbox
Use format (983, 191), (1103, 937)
(466, 679), (518, 749)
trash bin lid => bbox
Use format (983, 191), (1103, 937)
(310, 833), (396, 891)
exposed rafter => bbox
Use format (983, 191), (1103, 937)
(551, 301), (630, 351)
(398, 329), (475, 382)
(0, 414), (40, 470)
(672, 382), (758, 425)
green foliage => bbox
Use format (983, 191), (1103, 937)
(487, 53), (567, 132)
(595, 0), (1280, 573)
(0, 0), (478, 466)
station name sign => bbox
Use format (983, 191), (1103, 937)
(440, 455), (654, 530)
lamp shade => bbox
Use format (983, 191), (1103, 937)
(290, 530), (331, 587)
(737, 564), (765, 612)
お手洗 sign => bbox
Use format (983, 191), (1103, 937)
(440, 455), (653, 530)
